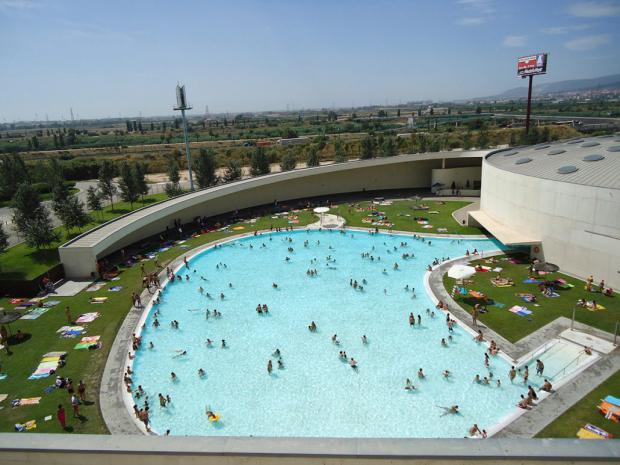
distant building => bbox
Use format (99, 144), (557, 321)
(278, 137), (310, 146)
(407, 117), (417, 129)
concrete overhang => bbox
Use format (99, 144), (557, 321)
(468, 210), (541, 246)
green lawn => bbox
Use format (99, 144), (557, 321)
(0, 209), (317, 433)
(0, 193), (168, 280)
(536, 370), (620, 438)
(331, 199), (483, 235)
(443, 255), (620, 342)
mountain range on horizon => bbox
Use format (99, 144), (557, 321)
(478, 74), (620, 101)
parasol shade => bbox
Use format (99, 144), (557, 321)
(448, 264), (476, 281)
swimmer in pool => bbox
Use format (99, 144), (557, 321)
(309, 321), (317, 332)
(405, 378), (415, 390)
(272, 349), (281, 358)
(198, 368), (205, 377)
(349, 358), (358, 369)
(362, 335), (368, 344)
(438, 405), (458, 417)
(173, 350), (187, 358)
(418, 368), (425, 379)
(441, 338), (447, 347)
(267, 360), (273, 375)
(171, 372), (177, 381)
(443, 370), (451, 378)
(332, 334), (340, 345)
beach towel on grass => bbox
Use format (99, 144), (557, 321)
(509, 305), (532, 316)
(14, 420), (36, 431)
(523, 278), (541, 284)
(604, 395), (620, 407)
(20, 307), (49, 320)
(74, 335), (101, 350)
(57, 326), (85, 337)
(76, 312), (99, 323)
(86, 283), (105, 292)
(491, 302), (506, 308)
(42, 300), (61, 308)
(108, 286), (123, 292)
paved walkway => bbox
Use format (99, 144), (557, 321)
(427, 254), (619, 438)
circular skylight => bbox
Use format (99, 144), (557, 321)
(502, 150), (518, 157)
(607, 145), (620, 152)
(582, 154), (605, 162)
(567, 139), (584, 144)
(548, 149), (565, 155)
(515, 157), (532, 165)
(534, 144), (550, 150)
(557, 165), (578, 174)
(581, 141), (600, 148)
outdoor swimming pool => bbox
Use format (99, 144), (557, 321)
(129, 229), (579, 437)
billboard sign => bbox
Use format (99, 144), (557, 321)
(517, 53), (548, 77)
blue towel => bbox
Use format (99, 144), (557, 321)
(604, 395), (620, 407)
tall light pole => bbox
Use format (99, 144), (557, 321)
(174, 84), (194, 191)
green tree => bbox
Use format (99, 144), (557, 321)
(0, 153), (29, 201)
(133, 162), (149, 202)
(475, 106), (482, 114)
(463, 131), (473, 150)
(126, 120), (132, 132)
(250, 147), (270, 176)
(280, 150), (297, 171)
(48, 158), (69, 205)
(57, 195), (89, 234)
(334, 139), (347, 163)
(31, 135), (40, 150)
(222, 159), (242, 182)
(11, 183), (58, 249)
(86, 186), (103, 219)
(477, 128), (490, 149)
(195, 148), (219, 188)
(360, 135), (375, 159)
(381, 137), (397, 157)
(118, 162), (139, 209)
(306, 145), (320, 167)
(165, 159), (183, 197)
(98, 160), (117, 211)
(0, 223), (8, 254)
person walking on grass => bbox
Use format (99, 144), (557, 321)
(78, 380), (86, 402)
(57, 404), (66, 429)
(71, 394), (80, 418)
(65, 306), (72, 324)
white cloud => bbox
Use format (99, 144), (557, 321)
(502, 35), (526, 47)
(456, 0), (495, 13)
(565, 34), (611, 50)
(568, 1), (620, 17)
(541, 24), (590, 34)
(456, 17), (485, 26)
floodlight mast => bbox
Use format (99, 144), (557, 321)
(173, 84), (194, 191)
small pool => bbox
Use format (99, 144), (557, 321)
(129, 229), (567, 437)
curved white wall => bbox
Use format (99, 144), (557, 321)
(480, 161), (620, 289)
(60, 152), (486, 277)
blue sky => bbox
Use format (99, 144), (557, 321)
(1, 0), (619, 120)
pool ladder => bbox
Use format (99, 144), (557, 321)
(549, 351), (589, 380)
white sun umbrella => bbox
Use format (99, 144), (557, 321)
(313, 206), (330, 226)
(447, 264), (476, 281)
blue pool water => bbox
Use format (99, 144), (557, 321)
(130, 229), (549, 438)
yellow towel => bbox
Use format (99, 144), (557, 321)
(577, 428), (604, 439)
(41, 357), (60, 363)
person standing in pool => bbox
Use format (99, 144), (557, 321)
(509, 366), (516, 383)
(535, 359), (544, 376)
(267, 360), (273, 375)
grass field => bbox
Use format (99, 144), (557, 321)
(0, 193), (168, 281)
(0, 209), (316, 433)
(332, 199), (483, 235)
(442, 255), (620, 342)
(536, 370), (620, 438)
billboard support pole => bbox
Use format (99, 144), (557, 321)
(525, 74), (533, 136)
(180, 108), (194, 192)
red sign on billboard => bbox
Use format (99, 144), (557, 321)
(517, 53), (548, 77)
